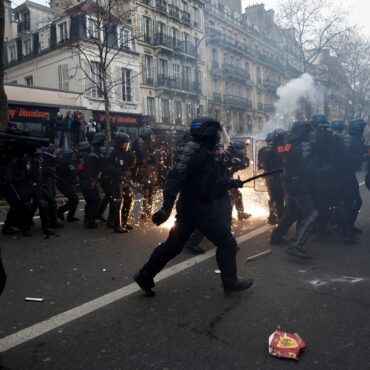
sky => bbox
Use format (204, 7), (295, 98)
(242, 0), (370, 39)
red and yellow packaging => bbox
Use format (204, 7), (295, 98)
(268, 327), (306, 361)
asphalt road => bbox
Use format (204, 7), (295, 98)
(0, 184), (370, 370)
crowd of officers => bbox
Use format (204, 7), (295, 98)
(258, 114), (369, 258)
(0, 125), (252, 240)
(1, 128), (168, 237)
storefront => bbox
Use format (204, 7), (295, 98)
(8, 103), (59, 136)
(93, 111), (144, 139)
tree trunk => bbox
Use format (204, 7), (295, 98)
(0, 0), (8, 129)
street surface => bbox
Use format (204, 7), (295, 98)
(0, 183), (370, 369)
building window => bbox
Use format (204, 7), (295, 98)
(147, 97), (155, 117)
(58, 64), (69, 90)
(24, 75), (33, 86)
(58, 21), (68, 43)
(193, 7), (199, 27)
(174, 100), (182, 124)
(90, 61), (103, 98)
(161, 99), (170, 123)
(23, 39), (32, 56)
(8, 45), (16, 62)
(144, 55), (153, 85)
(143, 16), (151, 43)
(121, 69), (132, 102)
(119, 28), (134, 50)
(212, 48), (218, 61)
(87, 17), (100, 40)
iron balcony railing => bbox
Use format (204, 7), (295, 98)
(17, 21), (31, 33)
(224, 94), (252, 109)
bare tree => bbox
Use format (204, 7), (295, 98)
(67, 0), (139, 140)
(332, 31), (370, 120)
(0, 0), (8, 129)
(276, 0), (350, 72)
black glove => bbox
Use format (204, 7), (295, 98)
(152, 207), (171, 226)
(228, 179), (244, 189)
(365, 173), (370, 190)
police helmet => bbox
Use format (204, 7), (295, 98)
(62, 148), (74, 159)
(139, 127), (154, 139)
(331, 120), (345, 133)
(77, 141), (91, 153)
(91, 132), (106, 146)
(265, 133), (273, 142)
(273, 128), (286, 139)
(231, 139), (247, 151)
(349, 119), (366, 136)
(114, 132), (131, 151)
(311, 114), (329, 127)
(290, 121), (312, 140)
(189, 117), (221, 137)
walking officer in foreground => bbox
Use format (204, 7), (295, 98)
(134, 117), (253, 296)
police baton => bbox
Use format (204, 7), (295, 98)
(242, 168), (283, 185)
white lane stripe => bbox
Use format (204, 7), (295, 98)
(0, 224), (272, 353)
(359, 181), (365, 186)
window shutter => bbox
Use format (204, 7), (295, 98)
(115, 66), (122, 101)
(83, 60), (93, 97)
(62, 64), (69, 90)
(134, 74), (140, 104)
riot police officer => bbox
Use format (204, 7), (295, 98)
(341, 119), (367, 234)
(134, 117), (253, 296)
(77, 139), (103, 229)
(226, 139), (251, 221)
(271, 121), (318, 258)
(258, 129), (286, 224)
(132, 128), (160, 222)
(105, 133), (135, 233)
(56, 148), (80, 222)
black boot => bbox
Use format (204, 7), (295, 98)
(223, 277), (254, 294)
(133, 271), (156, 297)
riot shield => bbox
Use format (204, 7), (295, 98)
(254, 139), (268, 192)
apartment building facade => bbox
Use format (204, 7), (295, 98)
(204, 1), (303, 134)
(134, 0), (207, 131)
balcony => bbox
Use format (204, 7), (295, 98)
(155, 0), (167, 13)
(213, 92), (222, 103)
(222, 63), (250, 81)
(158, 74), (181, 89)
(174, 40), (196, 57)
(17, 21), (31, 33)
(264, 104), (275, 113)
(162, 116), (171, 124)
(258, 102), (264, 111)
(143, 33), (153, 44)
(141, 0), (151, 5)
(154, 33), (174, 50)
(143, 76), (154, 86)
(224, 94), (252, 109)
(263, 78), (280, 90)
(168, 4), (180, 18)
(181, 10), (191, 24)
(182, 80), (196, 91)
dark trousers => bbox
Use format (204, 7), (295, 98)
(141, 197), (238, 286)
(80, 180), (100, 224)
(188, 194), (232, 246)
(266, 179), (285, 222)
(272, 193), (317, 248)
(97, 177), (111, 219)
(0, 251), (6, 296)
(109, 180), (123, 228)
(57, 182), (79, 220)
(121, 187), (133, 226)
(230, 188), (244, 215)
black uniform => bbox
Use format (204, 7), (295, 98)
(271, 122), (318, 258)
(132, 136), (160, 222)
(225, 144), (250, 221)
(105, 144), (136, 232)
(258, 137), (285, 224)
(78, 149), (103, 228)
(56, 156), (79, 222)
(134, 118), (253, 295)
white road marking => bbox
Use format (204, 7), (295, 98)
(0, 224), (273, 353)
(359, 181), (365, 186)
